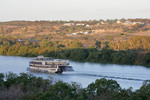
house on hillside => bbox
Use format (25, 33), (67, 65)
(124, 21), (133, 25)
(86, 24), (90, 27)
(101, 22), (105, 24)
(117, 20), (121, 24)
(76, 23), (85, 26)
(84, 31), (89, 34)
(95, 29), (106, 32)
(64, 23), (75, 26)
(124, 21), (145, 25)
(100, 21), (108, 24)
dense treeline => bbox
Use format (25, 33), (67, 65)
(0, 72), (150, 100)
(0, 37), (150, 67)
(47, 48), (150, 67)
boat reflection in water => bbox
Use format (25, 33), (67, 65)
(27, 56), (73, 73)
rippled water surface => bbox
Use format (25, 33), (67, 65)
(0, 55), (150, 90)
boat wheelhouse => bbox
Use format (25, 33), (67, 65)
(28, 56), (73, 73)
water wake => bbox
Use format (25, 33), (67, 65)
(63, 71), (149, 82)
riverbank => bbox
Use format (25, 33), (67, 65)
(0, 46), (150, 67)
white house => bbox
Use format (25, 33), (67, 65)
(101, 22), (105, 24)
(64, 23), (75, 26)
(117, 21), (121, 24)
(84, 31), (89, 34)
(86, 24), (90, 27)
(76, 23), (85, 26)
(124, 21), (145, 25)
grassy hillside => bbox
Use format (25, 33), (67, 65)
(0, 19), (150, 48)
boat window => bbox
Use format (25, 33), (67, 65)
(30, 62), (42, 64)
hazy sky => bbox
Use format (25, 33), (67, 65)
(0, 0), (150, 21)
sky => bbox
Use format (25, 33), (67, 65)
(0, 0), (150, 21)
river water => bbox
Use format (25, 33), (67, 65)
(0, 55), (150, 90)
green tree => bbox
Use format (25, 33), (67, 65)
(95, 41), (101, 49)
(142, 53), (150, 67)
(87, 78), (121, 99)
